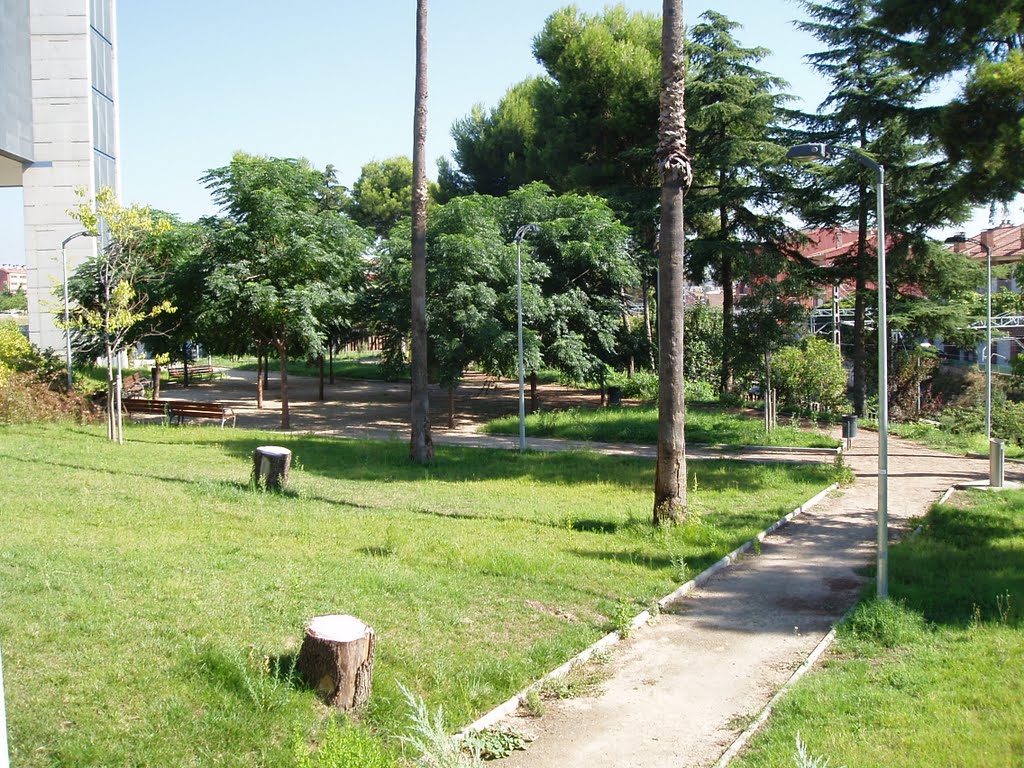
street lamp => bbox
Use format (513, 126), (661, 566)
(514, 224), (540, 452)
(945, 232), (992, 442)
(787, 142), (890, 599)
(60, 230), (96, 390)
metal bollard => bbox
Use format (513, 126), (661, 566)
(989, 438), (1006, 488)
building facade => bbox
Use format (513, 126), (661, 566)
(0, 0), (119, 352)
(0, 264), (28, 293)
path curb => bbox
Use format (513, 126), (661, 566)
(455, 481), (841, 739)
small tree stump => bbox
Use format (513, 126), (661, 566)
(252, 446), (291, 490)
(297, 614), (375, 710)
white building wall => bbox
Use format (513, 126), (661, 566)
(22, 0), (117, 354)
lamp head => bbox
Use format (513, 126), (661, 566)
(785, 143), (831, 161)
(514, 223), (540, 243)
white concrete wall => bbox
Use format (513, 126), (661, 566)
(22, 0), (104, 353)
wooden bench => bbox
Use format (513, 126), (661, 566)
(122, 397), (170, 423)
(122, 372), (149, 399)
(122, 398), (235, 428)
(167, 364), (222, 383)
(167, 401), (236, 428)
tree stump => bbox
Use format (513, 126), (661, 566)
(252, 446), (291, 491)
(297, 614), (375, 710)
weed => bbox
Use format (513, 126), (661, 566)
(794, 734), (845, 768)
(752, 537), (762, 556)
(611, 599), (636, 638)
(520, 689), (545, 717)
(540, 654), (611, 700)
(462, 725), (531, 760)
(996, 590), (1014, 624)
(399, 684), (482, 768)
(670, 554), (690, 583)
(831, 452), (855, 486)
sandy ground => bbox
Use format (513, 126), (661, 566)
(152, 368), (1010, 767)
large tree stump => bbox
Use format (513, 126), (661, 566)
(297, 614), (375, 710)
(252, 446), (291, 491)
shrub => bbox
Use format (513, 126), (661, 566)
(0, 319), (32, 384)
(605, 371), (719, 404)
(773, 337), (847, 414)
(0, 371), (98, 425)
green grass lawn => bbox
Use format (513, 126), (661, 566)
(482, 405), (840, 449)
(733, 488), (1024, 768)
(0, 423), (837, 767)
(212, 352), (403, 382)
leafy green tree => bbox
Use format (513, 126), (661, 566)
(686, 11), (799, 393)
(346, 156), (438, 239)
(369, 183), (635, 420)
(793, 0), (970, 416)
(877, 0), (1024, 203)
(200, 152), (368, 429)
(0, 291), (27, 312)
(654, 0), (692, 525)
(66, 188), (176, 443)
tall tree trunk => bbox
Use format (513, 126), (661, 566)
(329, 337), (335, 384)
(654, 0), (691, 525)
(262, 348), (270, 391)
(719, 204), (735, 394)
(530, 370), (538, 413)
(152, 363), (161, 400)
(276, 338), (290, 430)
(256, 342), (265, 410)
(642, 281), (655, 370)
(447, 385), (455, 429)
(409, 0), (434, 463)
(318, 354), (325, 401)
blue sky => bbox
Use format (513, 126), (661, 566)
(0, 0), (1006, 264)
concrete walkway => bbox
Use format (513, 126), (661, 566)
(495, 430), (1014, 768)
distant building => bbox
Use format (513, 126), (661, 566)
(0, 264), (27, 293)
(0, 0), (120, 352)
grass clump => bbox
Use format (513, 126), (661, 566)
(732, 488), (1024, 768)
(294, 719), (399, 768)
(482, 404), (839, 449)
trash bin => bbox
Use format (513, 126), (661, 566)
(607, 386), (622, 407)
(842, 414), (858, 440)
(990, 438), (1006, 488)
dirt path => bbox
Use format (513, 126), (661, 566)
(496, 432), (1013, 768)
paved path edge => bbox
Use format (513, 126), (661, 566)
(455, 482), (840, 740)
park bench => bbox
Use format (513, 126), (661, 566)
(166, 364), (222, 383)
(166, 400), (236, 428)
(122, 397), (170, 423)
(121, 398), (235, 428)
(121, 372), (148, 399)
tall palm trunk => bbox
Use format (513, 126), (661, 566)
(409, 0), (434, 463)
(654, 0), (692, 524)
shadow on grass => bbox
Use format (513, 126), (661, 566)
(889, 492), (1024, 627)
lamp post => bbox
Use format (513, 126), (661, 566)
(786, 142), (890, 599)
(514, 224), (539, 452)
(945, 232), (992, 442)
(59, 230), (96, 390)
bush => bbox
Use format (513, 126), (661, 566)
(773, 337), (847, 414)
(605, 371), (719, 404)
(0, 319), (32, 384)
(0, 372), (98, 425)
